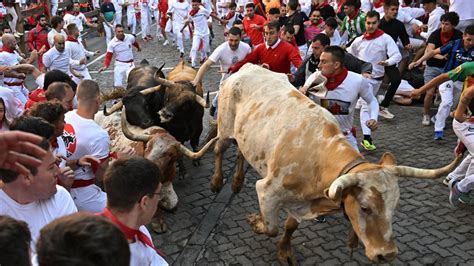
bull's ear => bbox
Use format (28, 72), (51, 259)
(379, 152), (397, 166)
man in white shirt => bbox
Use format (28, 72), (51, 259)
(168, 0), (191, 55)
(63, 80), (110, 213)
(63, 2), (98, 38)
(138, 0), (153, 41)
(449, 0), (474, 32)
(0, 139), (77, 254)
(184, 0), (212, 67)
(347, 10), (401, 151)
(43, 35), (85, 80)
(112, 0), (124, 26)
(100, 157), (168, 266)
(123, 0), (137, 35)
(419, 0), (444, 40)
(48, 16), (68, 48)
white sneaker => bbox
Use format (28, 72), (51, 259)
(377, 95), (384, 104)
(163, 40), (169, 46)
(421, 115), (430, 126)
(379, 107), (395, 119)
(443, 176), (452, 186)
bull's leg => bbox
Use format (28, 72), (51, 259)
(210, 138), (232, 192)
(191, 119), (204, 167)
(277, 215), (299, 266)
(177, 158), (187, 179)
(151, 208), (167, 234)
(247, 179), (280, 237)
(231, 149), (246, 193)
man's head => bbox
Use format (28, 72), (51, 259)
(267, 7), (280, 22)
(227, 26), (242, 50)
(115, 24), (125, 40)
(365, 11), (380, 34)
(43, 69), (77, 93)
(343, 0), (360, 17)
(264, 20), (280, 47)
(383, 0), (399, 20)
(440, 12), (459, 33)
(312, 33), (331, 59)
(463, 25), (474, 49)
(280, 3), (287, 17)
(53, 34), (65, 52)
(0, 215), (31, 266)
(76, 80), (101, 113)
(228, 2), (236, 13)
(73, 2), (81, 12)
(66, 23), (80, 38)
(50, 16), (64, 30)
(421, 0), (437, 13)
(191, 0), (201, 10)
(324, 17), (338, 37)
(36, 14), (48, 27)
(10, 116), (54, 142)
(28, 101), (66, 138)
(282, 26), (295, 43)
(36, 213), (130, 266)
(245, 3), (255, 18)
(45, 82), (75, 111)
(104, 157), (163, 225)
(287, 0), (298, 12)
(319, 45), (345, 76)
(1, 34), (17, 50)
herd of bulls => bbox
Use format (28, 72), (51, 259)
(98, 62), (461, 264)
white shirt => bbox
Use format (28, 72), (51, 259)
(0, 86), (24, 122)
(450, 0), (474, 21)
(322, 30), (342, 46)
(169, 1), (191, 25)
(47, 28), (68, 48)
(130, 226), (168, 266)
(63, 110), (110, 181)
(189, 7), (211, 36)
(107, 34), (136, 62)
(347, 33), (402, 78)
(0, 186), (77, 253)
(298, 0), (311, 16)
(209, 41), (251, 84)
(112, 0), (122, 12)
(43, 47), (80, 75)
(304, 71), (379, 132)
(216, 0), (230, 17)
(420, 6), (444, 40)
(0, 50), (23, 84)
(66, 39), (94, 71)
(63, 12), (87, 32)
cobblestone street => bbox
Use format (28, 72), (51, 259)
(89, 23), (474, 265)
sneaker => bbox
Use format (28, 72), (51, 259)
(443, 176), (452, 186)
(163, 40), (169, 46)
(448, 179), (462, 207)
(422, 115), (430, 126)
(459, 193), (470, 204)
(379, 107), (395, 119)
(377, 95), (384, 104)
(434, 131), (444, 140)
(361, 139), (376, 151)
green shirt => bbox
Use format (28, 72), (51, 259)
(341, 11), (366, 43)
(448, 62), (474, 82)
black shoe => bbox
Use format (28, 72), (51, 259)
(315, 216), (326, 223)
(180, 52), (184, 58)
(210, 105), (216, 117)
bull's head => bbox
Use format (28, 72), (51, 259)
(154, 77), (207, 123)
(324, 153), (461, 263)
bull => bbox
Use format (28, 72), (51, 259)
(95, 105), (217, 232)
(211, 64), (460, 264)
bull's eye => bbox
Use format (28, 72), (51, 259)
(361, 206), (370, 214)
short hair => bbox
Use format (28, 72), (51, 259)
(66, 23), (78, 34)
(0, 215), (31, 266)
(191, 0), (201, 3)
(287, 0), (298, 11)
(313, 33), (331, 46)
(440, 12), (460, 26)
(36, 213), (130, 266)
(45, 82), (72, 101)
(384, 0), (399, 7)
(284, 26), (295, 35)
(366, 10), (380, 20)
(264, 20), (281, 32)
(228, 26), (242, 36)
(104, 157), (162, 212)
(343, 0), (361, 8)
(115, 24), (124, 29)
(268, 7), (280, 15)
(233, 19), (243, 26)
(323, 45), (346, 65)
(43, 70), (76, 92)
(51, 16), (64, 28)
(77, 80), (100, 104)
(27, 101), (66, 125)
(245, 2), (255, 9)
(10, 116), (54, 141)
(325, 17), (338, 29)
(228, 2), (236, 9)
(36, 14), (47, 22)
(464, 24), (474, 35)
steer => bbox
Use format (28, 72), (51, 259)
(211, 64), (461, 264)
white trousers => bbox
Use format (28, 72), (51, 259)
(114, 11), (123, 26)
(434, 80), (463, 132)
(72, 68), (92, 84)
(103, 22), (114, 45)
(50, 0), (58, 15)
(165, 19), (175, 43)
(173, 22), (185, 53)
(140, 7), (151, 38)
(114, 61), (135, 87)
(360, 78), (382, 136)
(345, 131), (359, 152)
(450, 119), (474, 193)
(70, 184), (107, 213)
(6, 6), (17, 33)
(127, 9), (137, 34)
(191, 34), (209, 67)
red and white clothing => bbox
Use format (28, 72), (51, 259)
(243, 14), (266, 46)
(112, 0), (123, 26)
(0, 186), (77, 253)
(0, 86), (24, 124)
(209, 41), (251, 84)
(0, 48), (29, 104)
(216, 0), (230, 17)
(138, 0), (152, 39)
(104, 33), (139, 87)
(123, 0), (137, 34)
(420, 6), (444, 40)
(65, 36), (95, 83)
(168, 0), (191, 54)
(63, 110), (109, 213)
(189, 6), (211, 67)
(47, 28), (68, 48)
(43, 46), (82, 76)
(63, 12), (88, 33)
(27, 24), (50, 71)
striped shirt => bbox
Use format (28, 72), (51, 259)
(341, 11), (366, 43)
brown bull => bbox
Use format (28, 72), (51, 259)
(211, 64), (460, 264)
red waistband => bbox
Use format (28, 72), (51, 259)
(116, 59), (134, 63)
(468, 117), (474, 123)
(4, 82), (24, 86)
(71, 178), (96, 188)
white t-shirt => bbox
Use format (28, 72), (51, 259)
(53, 136), (68, 168)
(130, 226), (168, 266)
(0, 186), (77, 253)
(65, 39), (94, 71)
(322, 30), (342, 46)
(43, 47), (81, 75)
(189, 7), (211, 36)
(0, 86), (24, 122)
(216, 0), (230, 17)
(209, 41), (251, 84)
(47, 28), (68, 48)
(420, 6), (444, 40)
(169, 1), (191, 26)
(450, 0), (474, 21)
(63, 12), (87, 32)
(107, 34), (136, 62)
(0, 50), (24, 84)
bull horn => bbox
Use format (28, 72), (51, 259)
(177, 136), (218, 159)
(155, 76), (177, 88)
(206, 91), (210, 107)
(157, 62), (166, 72)
(104, 101), (123, 116)
(120, 107), (151, 142)
(195, 95), (207, 108)
(327, 173), (361, 200)
(140, 85), (162, 95)
(392, 154), (462, 179)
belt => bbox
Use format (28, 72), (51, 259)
(71, 178), (96, 188)
(116, 59), (134, 63)
(468, 117), (474, 123)
(373, 76), (384, 81)
(4, 81), (24, 86)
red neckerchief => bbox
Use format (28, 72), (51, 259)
(347, 9), (360, 20)
(50, 138), (59, 149)
(324, 68), (348, 91)
(373, 0), (384, 8)
(363, 29), (384, 40)
(99, 208), (166, 257)
(66, 11), (79, 16)
(66, 35), (78, 42)
(314, 1), (329, 9)
(189, 8), (199, 16)
(440, 30), (454, 45)
(224, 11), (235, 20)
(1, 46), (15, 53)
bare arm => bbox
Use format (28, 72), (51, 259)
(411, 73), (450, 98)
(454, 85), (474, 123)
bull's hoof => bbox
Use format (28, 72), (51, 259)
(151, 221), (168, 234)
(277, 248), (297, 266)
(246, 213), (266, 234)
(231, 178), (244, 194)
(210, 176), (223, 193)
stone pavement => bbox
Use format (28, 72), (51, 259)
(88, 23), (474, 265)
